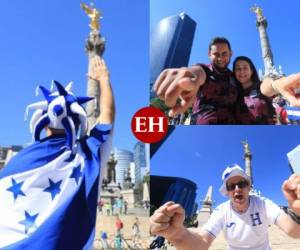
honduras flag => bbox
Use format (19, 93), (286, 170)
(0, 124), (111, 250)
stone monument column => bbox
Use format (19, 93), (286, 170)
(242, 140), (253, 184)
(81, 2), (106, 129)
(251, 5), (281, 78)
(197, 186), (214, 226)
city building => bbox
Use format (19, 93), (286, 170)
(0, 145), (23, 170)
(133, 142), (147, 185)
(113, 148), (133, 188)
(150, 12), (196, 97)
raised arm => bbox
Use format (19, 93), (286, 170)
(153, 65), (207, 117)
(88, 55), (115, 124)
(276, 174), (300, 238)
(150, 202), (214, 250)
(260, 73), (300, 106)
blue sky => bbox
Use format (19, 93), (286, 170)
(0, 0), (148, 151)
(151, 126), (300, 207)
(150, 0), (300, 75)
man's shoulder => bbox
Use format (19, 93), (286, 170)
(215, 200), (231, 212)
(194, 64), (215, 84)
(194, 63), (211, 71)
(250, 195), (276, 209)
(250, 194), (270, 203)
(249, 195), (281, 220)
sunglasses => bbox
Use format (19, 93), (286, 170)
(226, 180), (249, 191)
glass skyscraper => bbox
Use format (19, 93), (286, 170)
(133, 142), (147, 185)
(114, 148), (133, 188)
(150, 12), (197, 97)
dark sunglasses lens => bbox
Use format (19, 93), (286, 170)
(226, 184), (235, 191)
(239, 181), (248, 188)
(226, 181), (248, 191)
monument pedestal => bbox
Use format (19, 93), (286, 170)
(197, 205), (212, 226)
(197, 185), (214, 226)
(121, 189), (141, 209)
(100, 181), (121, 204)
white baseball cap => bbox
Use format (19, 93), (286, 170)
(219, 164), (251, 196)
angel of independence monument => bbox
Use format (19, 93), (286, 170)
(242, 140), (253, 185)
(81, 2), (105, 127)
(251, 5), (288, 124)
(242, 140), (262, 196)
(81, 3), (139, 207)
(250, 5), (283, 80)
(81, 3), (116, 203)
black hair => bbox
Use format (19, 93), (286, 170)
(233, 56), (260, 90)
(209, 37), (232, 51)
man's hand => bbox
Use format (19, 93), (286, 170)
(88, 55), (115, 125)
(150, 202), (214, 249)
(150, 202), (185, 242)
(153, 66), (206, 117)
(282, 174), (300, 216)
(88, 55), (110, 83)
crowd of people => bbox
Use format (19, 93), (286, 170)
(95, 217), (145, 250)
(96, 196), (150, 249)
(154, 37), (300, 125)
(98, 197), (128, 216)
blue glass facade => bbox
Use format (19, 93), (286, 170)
(150, 13), (197, 96)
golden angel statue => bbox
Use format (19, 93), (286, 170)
(81, 3), (102, 31)
(250, 5), (263, 18)
(242, 140), (251, 154)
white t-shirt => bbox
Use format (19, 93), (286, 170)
(202, 195), (282, 250)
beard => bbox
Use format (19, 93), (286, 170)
(212, 62), (230, 73)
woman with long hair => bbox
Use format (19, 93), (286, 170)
(233, 56), (275, 124)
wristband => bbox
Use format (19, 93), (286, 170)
(283, 206), (300, 225)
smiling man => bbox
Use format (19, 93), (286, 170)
(150, 165), (300, 250)
(154, 37), (238, 124)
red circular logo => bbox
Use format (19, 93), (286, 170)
(131, 107), (168, 143)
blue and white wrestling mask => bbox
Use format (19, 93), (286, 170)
(25, 80), (94, 151)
